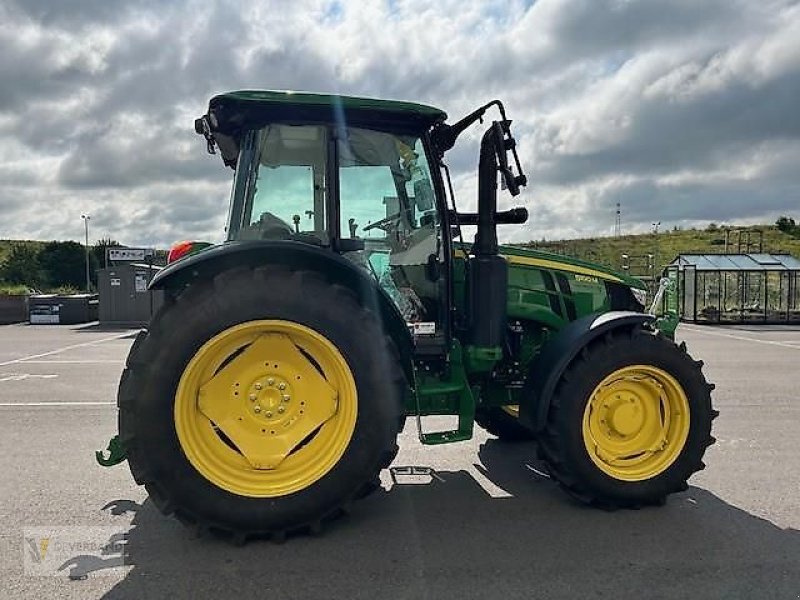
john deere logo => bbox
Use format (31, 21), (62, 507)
(25, 537), (50, 563)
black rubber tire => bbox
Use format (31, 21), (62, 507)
(118, 265), (405, 542)
(475, 407), (536, 442)
(537, 327), (717, 508)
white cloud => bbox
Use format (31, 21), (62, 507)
(0, 0), (799, 247)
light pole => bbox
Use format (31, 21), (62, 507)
(81, 214), (91, 292)
(652, 222), (661, 294)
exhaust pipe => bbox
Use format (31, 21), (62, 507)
(468, 125), (508, 348)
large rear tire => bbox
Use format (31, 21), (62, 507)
(537, 327), (717, 508)
(118, 266), (405, 541)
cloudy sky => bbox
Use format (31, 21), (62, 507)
(1, 0), (799, 248)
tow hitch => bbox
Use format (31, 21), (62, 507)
(96, 435), (126, 467)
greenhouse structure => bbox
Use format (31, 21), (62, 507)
(666, 253), (800, 324)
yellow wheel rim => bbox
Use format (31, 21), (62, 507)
(174, 320), (357, 498)
(582, 365), (690, 482)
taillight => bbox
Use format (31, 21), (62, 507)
(167, 240), (196, 264)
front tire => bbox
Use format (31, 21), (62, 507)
(475, 406), (536, 442)
(118, 266), (405, 541)
(537, 327), (717, 507)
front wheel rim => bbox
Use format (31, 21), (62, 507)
(501, 405), (520, 418)
(582, 365), (690, 482)
(174, 320), (358, 498)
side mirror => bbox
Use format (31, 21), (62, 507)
(492, 120), (527, 197)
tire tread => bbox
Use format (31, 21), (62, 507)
(119, 265), (406, 542)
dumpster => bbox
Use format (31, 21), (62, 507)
(28, 294), (99, 324)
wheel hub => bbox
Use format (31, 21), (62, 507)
(582, 365), (690, 481)
(247, 375), (292, 420)
(198, 332), (338, 470)
(606, 398), (642, 437)
(174, 320), (359, 498)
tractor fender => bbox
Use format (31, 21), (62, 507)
(150, 240), (414, 380)
(518, 311), (656, 432)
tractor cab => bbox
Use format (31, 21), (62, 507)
(224, 118), (443, 328)
(196, 90), (526, 352)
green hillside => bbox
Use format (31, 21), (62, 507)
(4, 223), (800, 291)
(519, 225), (800, 279)
(0, 240), (44, 263)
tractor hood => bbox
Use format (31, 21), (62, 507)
(500, 245), (646, 290)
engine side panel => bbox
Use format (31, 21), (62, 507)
(454, 246), (647, 416)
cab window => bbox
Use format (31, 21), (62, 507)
(234, 124), (328, 243)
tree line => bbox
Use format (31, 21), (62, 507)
(0, 238), (120, 292)
(776, 216), (800, 238)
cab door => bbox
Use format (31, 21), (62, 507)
(336, 127), (446, 342)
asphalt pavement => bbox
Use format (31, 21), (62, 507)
(0, 322), (798, 599)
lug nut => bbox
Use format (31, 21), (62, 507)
(278, 383), (286, 391)
(255, 383), (262, 391)
(278, 406), (285, 414)
(249, 393), (257, 401)
(254, 405), (262, 413)
(265, 411), (273, 418)
(282, 395), (290, 403)
(267, 378), (275, 386)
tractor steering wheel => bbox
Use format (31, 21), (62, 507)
(363, 212), (402, 232)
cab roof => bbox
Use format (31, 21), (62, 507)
(208, 90), (448, 131)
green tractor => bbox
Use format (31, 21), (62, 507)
(104, 90), (716, 541)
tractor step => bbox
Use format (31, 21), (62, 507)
(419, 430), (473, 444)
(419, 429), (472, 446)
(414, 397), (475, 443)
(413, 340), (476, 445)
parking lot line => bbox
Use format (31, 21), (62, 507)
(0, 373), (57, 382)
(0, 333), (132, 367)
(680, 325), (800, 350)
(18, 360), (123, 364)
(0, 401), (116, 406)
